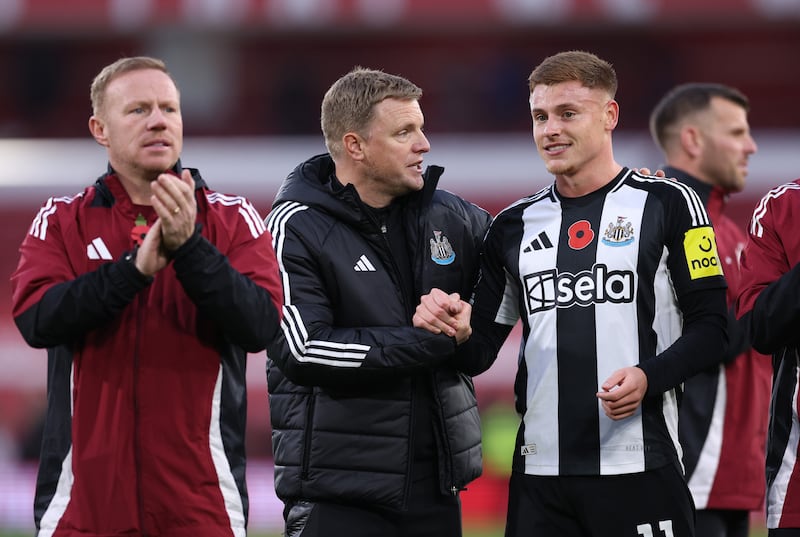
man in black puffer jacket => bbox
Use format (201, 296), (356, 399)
(264, 67), (490, 537)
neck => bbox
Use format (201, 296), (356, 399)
(115, 171), (156, 205)
(334, 161), (393, 208)
(555, 162), (623, 198)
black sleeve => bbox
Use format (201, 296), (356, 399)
(14, 251), (152, 349)
(745, 263), (800, 354)
(638, 287), (728, 395)
(265, 206), (462, 389)
(722, 305), (750, 364)
(453, 312), (514, 377)
(172, 226), (282, 353)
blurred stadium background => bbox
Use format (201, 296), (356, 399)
(1, 0), (798, 533)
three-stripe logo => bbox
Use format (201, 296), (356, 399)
(523, 231), (553, 253)
(87, 237), (113, 260)
(354, 254), (376, 272)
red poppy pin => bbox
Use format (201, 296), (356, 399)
(130, 214), (150, 247)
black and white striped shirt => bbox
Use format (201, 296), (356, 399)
(465, 168), (727, 476)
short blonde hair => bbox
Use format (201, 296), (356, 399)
(90, 56), (174, 115)
(321, 66), (423, 158)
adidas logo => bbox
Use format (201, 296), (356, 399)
(523, 231), (554, 253)
(87, 237), (113, 260)
(354, 254), (376, 272)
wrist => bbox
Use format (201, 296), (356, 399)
(124, 247), (154, 280)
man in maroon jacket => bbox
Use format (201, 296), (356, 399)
(10, 56), (283, 537)
(737, 178), (800, 533)
(650, 82), (770, 537)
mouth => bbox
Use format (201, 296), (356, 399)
(410, 161), (424, 172)
(543, 142), (570, 154)
(144, 140), (171, 148)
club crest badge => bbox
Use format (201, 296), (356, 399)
(601, 216), (635, 247)
(430, 230), (456, 265)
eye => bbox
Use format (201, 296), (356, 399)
(533, 113), (547, 122)
(563, 111), (576, 119)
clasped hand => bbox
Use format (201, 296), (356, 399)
(413, 288), (472, 345)
(134, 169), (197, 276)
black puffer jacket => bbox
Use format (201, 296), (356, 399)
(265, 153), (490, 510)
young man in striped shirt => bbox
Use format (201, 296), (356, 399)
(415, 50), (729, 537)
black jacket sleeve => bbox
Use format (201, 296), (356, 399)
(266, 209), (459, 389)
(451, 314), (514, 377)
(172, 225), (282, 353)
(743, 263), (800, 354)
(14, 251), (151, 348)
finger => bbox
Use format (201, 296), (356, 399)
(180, 168), (195, 187)
(606, 409), (635, 421)
(445, 293), (464, 315)
(158, 173), (193, 203)
(609, 404), (637, 420)
(179, 169), (197, 204)
(600, 372), (625, 393)
(150, 190), (174, 219)
(412, 314), (442, 334)
(422, 291), (458, 321)
(430, 288), (453, 308)
(151, 177), (181, 215)
(596, 390), (620, 403)
(414, 302), (455, 334)
(413, 310), (454, 336)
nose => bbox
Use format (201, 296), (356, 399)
(147, 108), (168, 129)
(745, 134), (758, 155)
(542, 118), (561, 136)
(415, 132), (431, 153)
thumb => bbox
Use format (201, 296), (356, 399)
(446, 293), (463, 314)
(600, 370), (625, 392)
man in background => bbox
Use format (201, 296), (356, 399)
(10, 56), (283, 536)
(650, 82), (770, 537)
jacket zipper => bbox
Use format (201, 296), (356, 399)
(372, 216), (420, 508)
(374, 221), (416, 507)
(413, 217), (459, 496)
(301, 391), (316, 480)
(430, 369), (457, 496)
(401, 377), (415, 510)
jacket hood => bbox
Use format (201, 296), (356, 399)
(273, 153), (444, 226)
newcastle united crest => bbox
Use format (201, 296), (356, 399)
(601, 216), (635, 247)
(430, 230), (456, 265)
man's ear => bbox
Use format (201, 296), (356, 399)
(680, 125), (702, 158)
(604, 99), (620, 131)
(88, 116), (109, 147)
(343, 132), (365, 161)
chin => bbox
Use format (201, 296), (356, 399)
(545, 163), (570, 176)
(150, 158), (178, 173)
